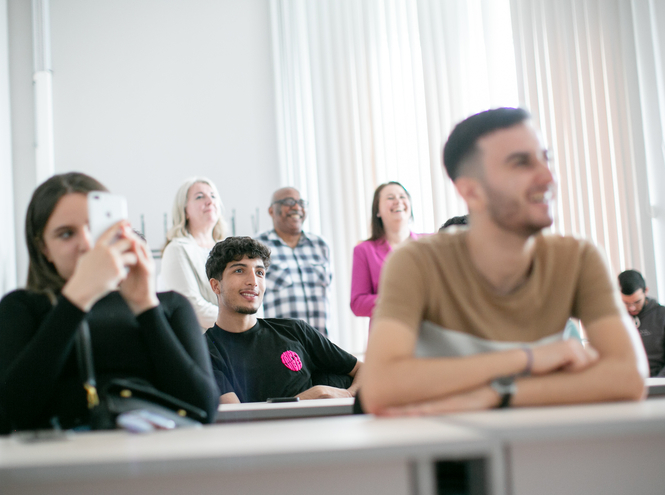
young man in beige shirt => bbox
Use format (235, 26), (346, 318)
(362, 107), (647, 415)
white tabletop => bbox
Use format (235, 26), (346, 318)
(442, 397), (665, 441)
(0, 415), (492, 479)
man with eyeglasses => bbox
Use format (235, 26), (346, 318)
(255, 187), (332, 335)
(619, 269), (665, 377)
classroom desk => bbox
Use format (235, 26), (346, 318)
(4, 400), (665, 495)
(445, 398), (665, 495)
(646, 376), (665, 396)
(0, 415), (502, 495)
(216, 397), (355, 422)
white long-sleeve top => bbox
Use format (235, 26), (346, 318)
(160, 235), (217, 331)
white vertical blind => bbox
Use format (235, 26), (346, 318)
(510, 0), (662, 295)
(271, 0), (519, 352)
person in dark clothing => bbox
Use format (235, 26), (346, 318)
(618, 269), (665, 377)
(439, 214), (469, 232)
(0, 173), (219, 433)
(204, 237), (361, 403)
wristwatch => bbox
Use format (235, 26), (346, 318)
(490, 376), (517, 408)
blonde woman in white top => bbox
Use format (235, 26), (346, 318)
(161, 177), (227, 330)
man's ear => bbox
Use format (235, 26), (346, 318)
(645, 287), (649, 297)
(210, 278), (221, 295)
(455, 177), (486, 213)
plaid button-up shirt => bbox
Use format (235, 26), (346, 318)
(255, 229), (332, 335)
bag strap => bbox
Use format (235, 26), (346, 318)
(75, 321), (100, 410)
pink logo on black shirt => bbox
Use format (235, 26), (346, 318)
(281, 350), (303, 372)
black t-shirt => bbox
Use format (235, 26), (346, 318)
(0, 290), (219, 432)
(205, 318), (357, 402)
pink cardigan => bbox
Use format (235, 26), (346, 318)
(350, 232), (424, 317)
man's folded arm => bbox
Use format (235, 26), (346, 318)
(512, 314), (646, 405)
(362, 315), (645, 415)
(363, 317), (535, 413)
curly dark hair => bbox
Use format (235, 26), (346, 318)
(206, 237), (271, 280)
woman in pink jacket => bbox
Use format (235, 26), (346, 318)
(350, 182), (424, 318)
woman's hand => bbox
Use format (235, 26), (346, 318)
(61, 221), (137, 311)
(119, 233), (159, 315)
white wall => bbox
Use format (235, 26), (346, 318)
(7, 0), (36, 291)
(0, 0), (15, 296)
(47, 0), (279, 252)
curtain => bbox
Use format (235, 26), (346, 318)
(511, 0), (665, 296)
(271, 0), (519, 352)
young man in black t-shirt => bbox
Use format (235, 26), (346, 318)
(204, 237), (360, 403)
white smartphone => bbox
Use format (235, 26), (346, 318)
(88, 191), (128, 244)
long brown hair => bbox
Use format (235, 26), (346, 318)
(26, 172), (108, 294)
(368, 181), (413, 241)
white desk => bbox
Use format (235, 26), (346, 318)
(646, 376), (665, 396)
(446, 398), (665, 495)
(5, 400), (665, 495)
(0, 415), (501, 495)
(216, 397), (355, 422)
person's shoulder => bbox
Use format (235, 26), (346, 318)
(260, 317), (320, 337)
(353, 238), (378, 254)
(162, 236), (196, 255)
(204, 323), (223, 340)
(260, 317), (305, 330)
(302, 231), (329, 247)
(0, 289), (48, 307)
(537, 234), (598, 258)
(254, 230), (275, 241)
(401, 230), (460, 255)
(155, 290), (194, 311)
(645, 298), (665, 316)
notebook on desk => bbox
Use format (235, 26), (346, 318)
(216, 397), (355, 422)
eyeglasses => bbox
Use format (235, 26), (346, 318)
(272, 197), (308, 208)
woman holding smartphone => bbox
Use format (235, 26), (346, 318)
(161, 177), (227, 330)
(0, 173), (219, 433)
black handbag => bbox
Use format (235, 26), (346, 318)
(75, 321), (207, 430)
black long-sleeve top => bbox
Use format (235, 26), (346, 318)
(0, 290), (219, 432)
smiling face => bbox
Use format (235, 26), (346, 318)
(377, 183), (411, 225)
(473, 122), (555, 237)
(185, 182), (219, 235)
(40, 193), (93, 281)
(212, 256), (266, 315)
(269, 187), (306, 236)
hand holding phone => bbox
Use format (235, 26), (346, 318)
(88, 192), (128, 244)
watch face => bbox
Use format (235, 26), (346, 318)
(492, 376), (517, 394)
(495, 377), (514, 387)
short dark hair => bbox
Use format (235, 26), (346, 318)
(206, 237), (271, 281)
(618, 269), (647, 295)
(369, 181), (413, 241)
(26, 172), (108, 294)
(439, 214), (468, 232)
(442, 107), (531, 180)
